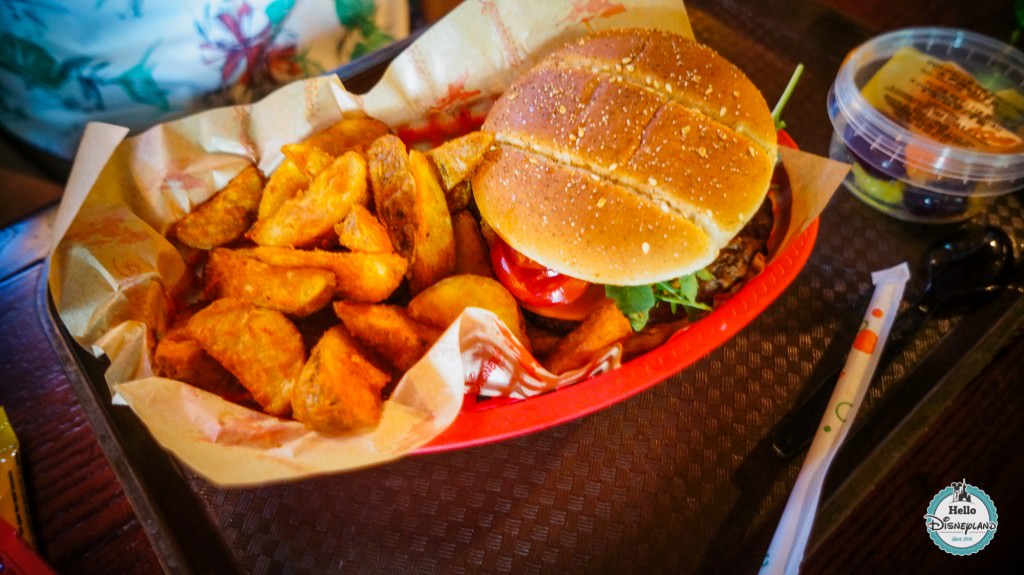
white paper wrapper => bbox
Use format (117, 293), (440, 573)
(48, 0), (848, 486)
(762, 263), (910, 575)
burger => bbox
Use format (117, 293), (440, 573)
(471, 28), (779, 331)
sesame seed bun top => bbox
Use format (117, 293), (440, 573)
(472, 28), (777, 285)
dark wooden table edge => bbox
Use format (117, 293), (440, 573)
(35, 261), (243, 575)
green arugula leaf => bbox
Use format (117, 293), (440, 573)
(679, 274), (699, 303)
(605, 284), (655, 331)
(605, 269), (715, 332)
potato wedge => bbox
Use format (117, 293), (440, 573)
(187, 298), (305, 417)
(258, 118), (371, 222)
(203, 248), (335, 317)
(249, 151), (369, 247)
(368, 137), (456, 292)
(443, 180), (473, 214)
(407, 149), (456, 292)
(620, 318), (690, 361)
(281, 142), (336, 178)
(154, 325), (251, 402)
(292, 325), (390, 434)
(367, 134), (418, 257)
(257, 159), (307, 222)
(451, 210), (492, 277)
(335, 204), (394, 253)
(303, 115), (391, 156)
(407, 274), (528, 349)
(526, 324), (563, 359)
(427, 130), (495, 191)
(333, 301), (440, 372)
(543, 299), (632, 374)
(478, 216), (499, 247)
(240, 246), (407, 302)
(173, 165), (263, 249)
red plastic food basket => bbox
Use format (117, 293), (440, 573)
(416, 131), (815, 453)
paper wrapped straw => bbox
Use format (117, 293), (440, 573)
(761, 262), (910, 574)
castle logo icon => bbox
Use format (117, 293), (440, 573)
(923, 479), (998, 555)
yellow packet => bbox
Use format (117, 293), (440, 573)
(0, 407), (34, 548)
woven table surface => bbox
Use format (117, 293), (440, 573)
(36, 0), (1024, 573)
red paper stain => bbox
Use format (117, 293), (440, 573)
(397, 107), (486, 148)
(562, 0), (626, 24)
(430, 72), (483, 114)
(871, 308), (883, 318)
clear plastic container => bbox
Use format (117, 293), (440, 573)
(827, 28), (1024, 223)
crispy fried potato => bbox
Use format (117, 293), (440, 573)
(478, 216), (499, 247)
(257, 159), (306, 222)
(249, 151), (369, 247)
(543, 299), (633, 374)
(187, 298), (305, 417)
(258, 116), (389, 223)
(368, 137), (456, 292)
(452, 210), (492, 277)
(204, 248), (335, 316)
(292, 325), (390, 434)
(410, 317), (444, 343)
(407, 149), (455, 292)
(407, 274), (528, 349)
(333, 301), (441, 372)
(173, 165), (263, 249)
(367, 134), (417, 257)
(154, 324), (252, 402)
(241, 246), (407, 302)
(526, 324), (562, 359)
(303, 115), (391, 156)
(281, 142), (335, 178)
(443, 180), (473, 213)
(335, 204), (394, 253)
(427, 130), (495, 191)
(620, 318), (690, 361)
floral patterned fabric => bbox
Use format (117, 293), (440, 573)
(0, 0), (408, 159)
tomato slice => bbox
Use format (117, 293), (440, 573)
(490, 237), (591, 307)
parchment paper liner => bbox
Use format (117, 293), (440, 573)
(48, 0), (849, 486)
